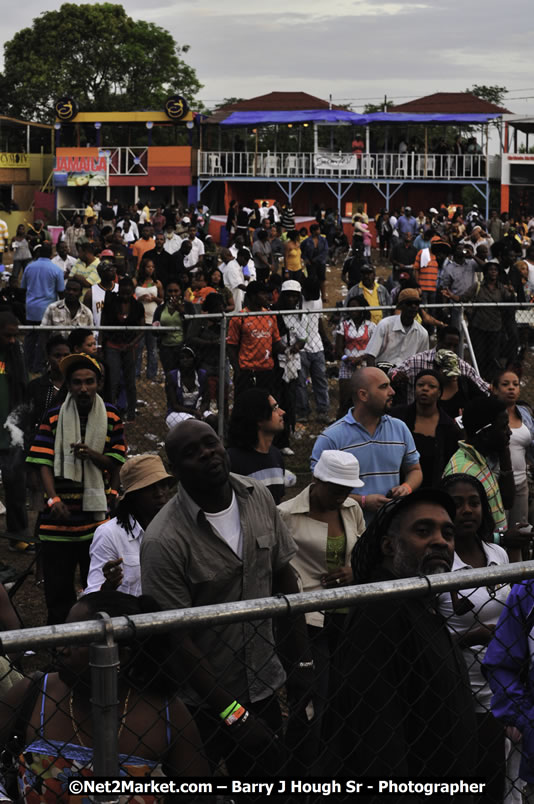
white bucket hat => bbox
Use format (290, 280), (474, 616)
(313, 450), (364, 488)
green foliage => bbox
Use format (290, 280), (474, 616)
(363, 101), (395, 114)
(461, 185), (485, 210)
(465, 85), (508, 107)
(0, 3), (203, 120)
(213, 98), (246, 111)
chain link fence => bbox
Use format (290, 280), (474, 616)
(2, 562), (534, 799)
(21, 301), (534, 445)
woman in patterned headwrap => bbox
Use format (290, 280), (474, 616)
(433, 348), (488, 419)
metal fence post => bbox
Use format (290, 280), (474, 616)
(90, 613), (120, 787)
(217, 313), (227, 439)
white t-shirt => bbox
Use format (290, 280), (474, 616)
(204, 492), (243, 558)
(438, 542), (509, 712)
(164, 233), (183, 255)
(301, 298), (323, 353)
(184, 237), (205, 269)
(510, 422), (531, 486)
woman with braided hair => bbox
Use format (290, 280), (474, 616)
(438, 473), (510, 803)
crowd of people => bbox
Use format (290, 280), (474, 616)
(0, 198), (534, 799)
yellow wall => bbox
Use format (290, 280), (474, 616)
(1, 211), (33, 240)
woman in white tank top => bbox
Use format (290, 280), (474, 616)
(134, 258), (164, 380)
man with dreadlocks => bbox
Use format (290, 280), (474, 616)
(332, 489), (478, 789)
(85, 454), (173, 596)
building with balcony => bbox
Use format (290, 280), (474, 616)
(198, 91), (507, 219)
(500, 114), (534, 216)
(53, 105), (199, 218)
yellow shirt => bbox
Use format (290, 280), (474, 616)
(84, 204), (94, 222)
(360, 282), (382, 324)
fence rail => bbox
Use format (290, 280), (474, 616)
(19, 300), (534, 437)
(2, 560), (534, 651)
(198, 150), (489, 181)
(1, 562), (534, 790)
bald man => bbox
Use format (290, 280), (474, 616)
(140, 419), (312, 775)
(311, 367), (422, 521)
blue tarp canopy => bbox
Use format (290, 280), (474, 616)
(220, 110), (357, 125)
(358, 112), (501, 124)
(220, 110), (501, 126)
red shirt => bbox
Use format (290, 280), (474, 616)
(227, 307), (281, 370)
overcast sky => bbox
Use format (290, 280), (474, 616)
(2, 0), (534, 116)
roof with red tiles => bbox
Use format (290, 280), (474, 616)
(207, 92), (346, 123)
(393, 92), (510, 115)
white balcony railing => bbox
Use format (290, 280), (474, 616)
(198, 151), (492, 181)
(102, 147), (148, 176)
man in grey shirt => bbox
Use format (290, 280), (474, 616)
(439, 244), (477, 330)
(140, 419), (311, 775)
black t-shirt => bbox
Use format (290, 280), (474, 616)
(227, 446), (285, 504)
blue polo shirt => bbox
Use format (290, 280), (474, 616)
(311, 409), (420, 498)
(21, 257), (64, 322)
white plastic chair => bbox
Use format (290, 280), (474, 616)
(361, 154), (375, 177)
(395, 154), (408, 178)
(263, 155), (278, 176)
(285, 155), (299, 175)
(208, 154), (222, 175)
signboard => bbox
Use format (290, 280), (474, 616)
(0, 153), (30, 169)
(314, 153), (356, 170)
(55, 97), (78, 122)
(164, 94), (189, 121)
(511, 164), (534, 186)
(53, 154), (108, 186)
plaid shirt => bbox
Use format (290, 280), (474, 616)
(443, 441), (506, 529)
(41, 299), (94, 337)
(393, 347), (490, 403)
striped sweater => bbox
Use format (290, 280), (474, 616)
(27, 402), (126, 541)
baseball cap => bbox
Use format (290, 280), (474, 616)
(398, 288), (420, 305)
(100, 249), (115, 258)
(119, 454), (173, 500)
(281, 280), (302, 293)
(313, 450), (364, 488)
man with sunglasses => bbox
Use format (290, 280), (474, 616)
(361, 288), (429, 368)
(443, 396), (513, 530)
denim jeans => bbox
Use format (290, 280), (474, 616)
(24, 321), (46, 374)
(104, 345), (137, 419)
(136, 332), (159, 379)
(296, 350), (329, 415)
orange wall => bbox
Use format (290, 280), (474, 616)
(148, 146), (191, 167)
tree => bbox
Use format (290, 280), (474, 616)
(0, 3), (203, 120)
(363, 100), (395, 114)
(465, 84), (508, 108)
(213, 98), (246, 111)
